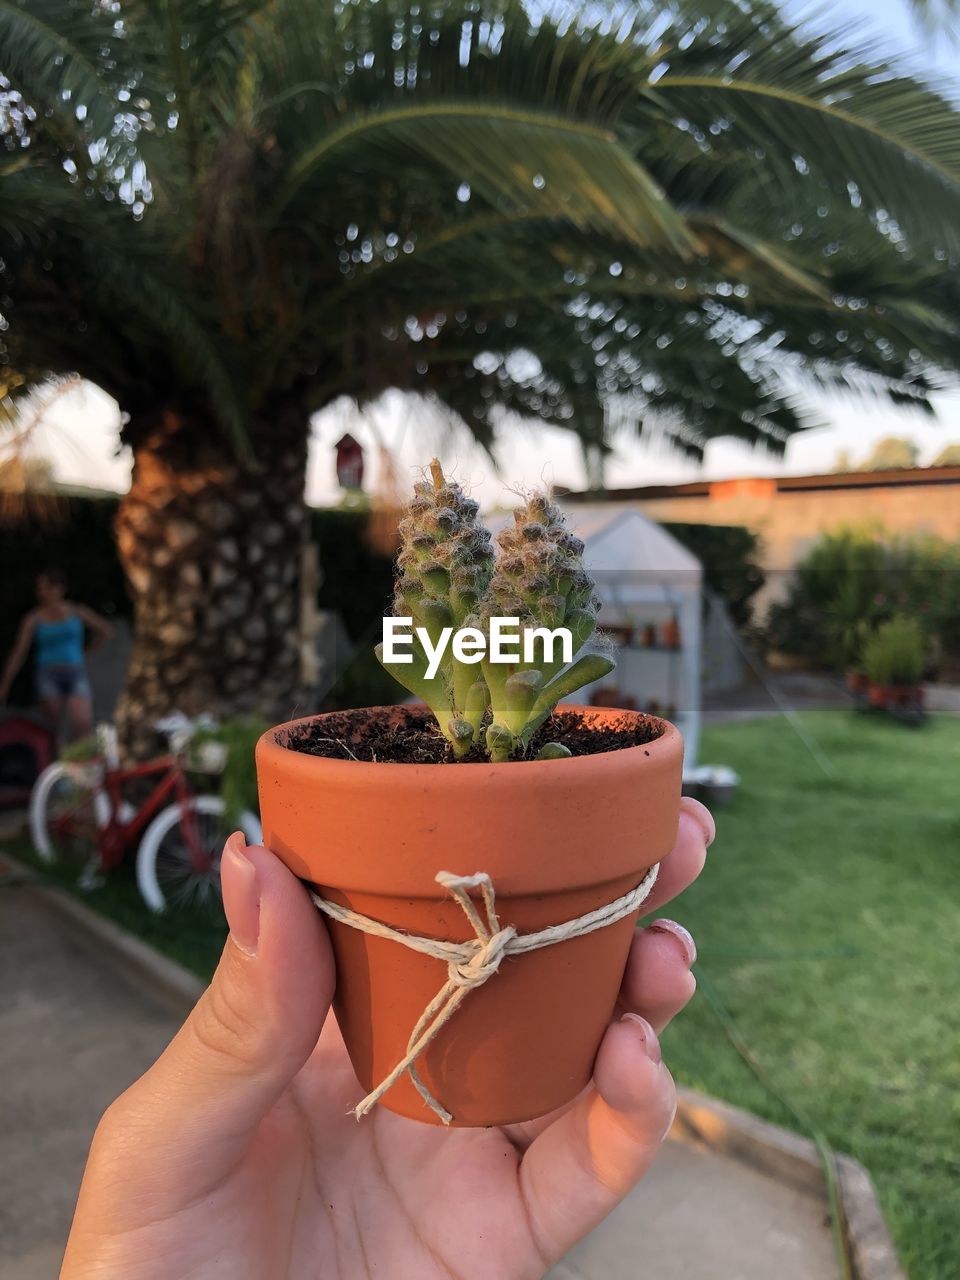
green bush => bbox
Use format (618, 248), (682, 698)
(861, 616), (926, 687)
(311, 508), (395, 641)
(764, 527), (960, 671)
(190, 716), (269, 824)
(321, 647), (407, 711)
(662, 522), (765, 628)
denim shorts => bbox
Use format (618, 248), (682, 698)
(36, 665), (92, 702)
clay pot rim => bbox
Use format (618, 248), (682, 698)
(257, 704), (680, 784)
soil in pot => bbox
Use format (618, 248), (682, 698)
(285, 705), (662, 764)
(256, 704), (683, 1127)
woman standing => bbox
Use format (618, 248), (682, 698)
(0, 568), (114, 743)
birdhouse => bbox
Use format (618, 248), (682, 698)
(335, 433), (364, 490)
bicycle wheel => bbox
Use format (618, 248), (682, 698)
(136, 794), (261, 913)
(29, 762), (109, 885)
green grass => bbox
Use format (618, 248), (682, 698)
(4, 710), (957, 1276)
(660, 711), (960, 1280)
(7, 837), (227, 978)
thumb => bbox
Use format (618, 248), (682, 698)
(113, 833), (333, 1180)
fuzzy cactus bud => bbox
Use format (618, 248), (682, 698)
(481, 492), (613, 754)
(376, 465), (617, 762)
(376, 459), (494, 755)
(485, 722), (515, 763)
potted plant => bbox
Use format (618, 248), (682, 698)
(861, 615), (926, 721)
(256, 462), (684, 1127)
(661, 613), (681, 649)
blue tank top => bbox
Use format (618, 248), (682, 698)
(35, 614), (85, 669)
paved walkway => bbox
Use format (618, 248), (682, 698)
(0, 869), (837, 1280)
(703, 669), (852, 724)
(704, 670), (960, 725)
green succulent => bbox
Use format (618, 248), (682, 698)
(374, 459), (494, 755)
(480, 493), (613, 761)
(376, 461), (614, 760)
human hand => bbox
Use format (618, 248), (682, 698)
(61, 798), (714, 1280)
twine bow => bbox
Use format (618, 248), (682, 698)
(311, 863), (659, 1124)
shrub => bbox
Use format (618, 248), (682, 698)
(763, 527), (960, 671)
(310, 507), (395, 642)
(663, 522), (765, 628)
(861, 616), (926, 687)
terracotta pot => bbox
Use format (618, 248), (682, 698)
(661, 617), (681, 649)
(867, 683), (890, 709)
(886, 683), (924, 708)
(256, 705), (683, 1127)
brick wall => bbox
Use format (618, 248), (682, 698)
(569, 467), (960, 615)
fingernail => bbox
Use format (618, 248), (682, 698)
(661, 1092), (678, 1142)
(620, 1012), (662, 1064)
(222, 838), (260, 957)
(681, 797), (716, 848)
(648, 918), (697, 967)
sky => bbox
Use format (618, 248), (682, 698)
(27, 0), (960, 509)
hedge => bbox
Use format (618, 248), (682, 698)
(660, 521), (764, 629)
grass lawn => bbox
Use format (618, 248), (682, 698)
(4, 709), (957, 1277)
(6, 837), (227, 978)
(661, 710), (960, 1280)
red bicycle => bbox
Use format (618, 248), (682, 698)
(29, 721), (261, 913)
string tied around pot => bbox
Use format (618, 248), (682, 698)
(435, 869), (517, 989)
(310, 862), (659, 1125)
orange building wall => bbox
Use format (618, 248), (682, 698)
(626, 473), (960, 612)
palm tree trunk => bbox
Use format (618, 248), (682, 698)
(114, 405), (309, 758)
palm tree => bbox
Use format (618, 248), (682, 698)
(3, 0), (960, 749)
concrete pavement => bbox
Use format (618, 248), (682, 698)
(0, 869), (840, 1280)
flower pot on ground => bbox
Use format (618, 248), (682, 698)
(861, 615), (928, 723)
(256, 704), (682, 1127)
(891, 683), (925, 707)
(867, 682), (890, 710)
(889, 683), (927, 725)
(255, 462), (685, 1126)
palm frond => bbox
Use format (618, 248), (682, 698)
(5, 0), (960, 467)
(276, 103), (693, 255)
(0, 0), (122, 142)
(646, 0), (960, 254)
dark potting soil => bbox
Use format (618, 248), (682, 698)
(284, 707), (663, 764)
